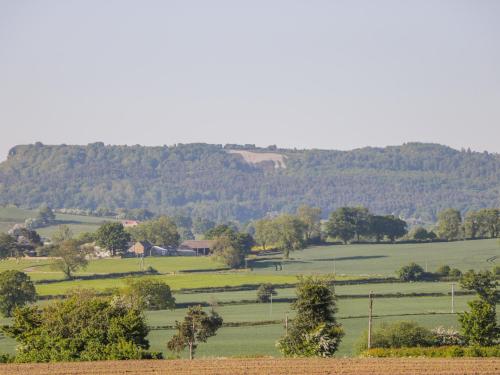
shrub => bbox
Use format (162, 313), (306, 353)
(356, 321), (435, 353)
(449, 268), (462, 278)
(431, 326), (464, 346)
(397, 263), (426, 281)
(361, 345), (500, 358)
(257, 284), (277, 303)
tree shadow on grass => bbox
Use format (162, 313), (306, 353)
(310, 255), (388, 262)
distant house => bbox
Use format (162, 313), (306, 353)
(122, 220), (139, 228)
(128, 241), (153, 256)
(179, 240), (216, 256)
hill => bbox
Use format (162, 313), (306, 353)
(1, 142), (499, 223)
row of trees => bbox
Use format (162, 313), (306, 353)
(436, 208), (500, 240)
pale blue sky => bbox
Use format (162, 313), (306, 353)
(1, 0), (499, 160)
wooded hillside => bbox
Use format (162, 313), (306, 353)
(1, 142), (499, 223)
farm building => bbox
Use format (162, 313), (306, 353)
(121, 220), (139, 228)
(179, 240), (216, 256)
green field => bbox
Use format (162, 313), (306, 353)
(0, 234), (498, 358)
(0, 206), (114, 238)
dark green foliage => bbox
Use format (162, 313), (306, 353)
(122, 279), (176, 311)
(356, 321), (435, 352)
(3, 143), (500, 223)
(95, 222), (131, 256)
(256, 283), (277, 303)
(2, 292), (154, 362)
(205, 225), (254, 267)
(397, 263), (426, 281)
(167, 305), (223, 359)
(369, 215), (407, 242)
(0, 233), (20, 258)
(449, 268), (463, 278)
(0, 270), (36, 317)
(326, 207), (369, 244)
(435, 265), (451, 277)
(277, 276), (343, 357)
(460, 270), (498, 303)
(409, 227), (437, 241)
(36, 204), (55, 224)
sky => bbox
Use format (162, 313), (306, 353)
(0, 0), (499, 160)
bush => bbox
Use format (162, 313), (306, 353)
(493, 265), (500, 276)
(361, 345), (500, 358)
(356, 321), (435, 353)
(431, 326), (464, 346)
(256, 284), (277, 303)
(397, 263), (426, 281)
(449, 268), (462, 278)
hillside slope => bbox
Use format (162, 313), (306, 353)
(0, 142), (499, 222)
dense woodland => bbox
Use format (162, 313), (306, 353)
(1, 142), (500, 223)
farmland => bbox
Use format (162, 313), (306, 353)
(0, 358), (499, 375)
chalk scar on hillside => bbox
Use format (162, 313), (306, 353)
(227, 150), (287, 169)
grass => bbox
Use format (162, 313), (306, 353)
(250, 239), (499, 277)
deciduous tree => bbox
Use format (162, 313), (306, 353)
(0, 270), (36, 317)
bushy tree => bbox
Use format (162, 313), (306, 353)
(409, 227), (437, 241)
(0, 233), (21, 259)
(435, 265), (451, 277)
(95, 222), (131, 256)
(436, 209), (462, 240)
(128, 216), (180, 248)
(2, 292), (155, 362)
(36, 204), (55, 225)
(122, 279), (175, 311)
(167, 305), (223, 359)
(51, 224), (73, 244)
(460, 270), (498, 303)
(397, 262), (426, 281)
(50, 239), (90, 279)
(271, 214), (306, 259)
(369, 215), (407, 242)
(254, 218), (274, 251)
(0, 270), (36, 317)
(211, 236), (245, 268)
(277, 277), (343, 357)
(257, 283), (277, 303)
(296, 205), (322, 243)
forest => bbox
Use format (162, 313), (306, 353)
(0, 142), (499, 223)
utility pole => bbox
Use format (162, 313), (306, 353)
(368, 291), (374, 349)
(451, 283), (455, 314)
(425, 260), (428, 273)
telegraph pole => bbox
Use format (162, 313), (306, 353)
(451, 282), (455, 314)
(368, 291), (374, 349)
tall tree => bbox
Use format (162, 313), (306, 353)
(325, 207), (357, 244)
(254, 218), (274, 251)
(277, 276), (344, 357)
(270, 214), (306, 259)
(167, 305), (223, 360)
(50, 239), (90, 279)
(0, 233), (21, 259)
(296, 205), (322, 243)
(0, 270), (37, 317)
(95, 222), (131, 256)
(436, 208), (462, 240)
(36, 204), (56, 224)
(128, 216), (180, 248)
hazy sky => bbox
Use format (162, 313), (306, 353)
(1, 0), (500, 160)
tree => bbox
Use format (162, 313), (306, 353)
(478, 209), (500, 238)
(50, 239), (89, 279)
(211, 236), (245, 268)
(277, 276), (344, 357)
(128, 216), (180, 248)
(51, 224), (73, 244)
(397, 262), (426, 281)
(409, 227), (436, 241)
(464, 211), (482, 239)
(435, 265), (451, 277)
(459, 270), (499, 346)
(36, 204), (55, 225)
(0, 233), (21, 259)
(436, 208), (462, 240)
(95, 222), (131, 256)
(2, 292), (155, 362)
(458, 299), (499, 346)
(167, 305), (223, 360)
(326, 207), (370, 244)
(270, 214), (306, 259)
(257, 283), (277, 303)
(0, 270), (37, 317)
(296, 205), (322, 243)
(122, 279), (176, 311)
(254, 218), (274, 251)
(369, 215), (407, 242)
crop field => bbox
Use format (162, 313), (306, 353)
(0, 358), (499, 375)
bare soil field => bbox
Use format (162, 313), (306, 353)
(0, 358), (498, 375)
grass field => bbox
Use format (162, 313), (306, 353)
(1, 358), (498, 375)
(0, 206), (114, 238)
(0, 233), (498, 359)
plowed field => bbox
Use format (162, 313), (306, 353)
(0, 358), (498, 375)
